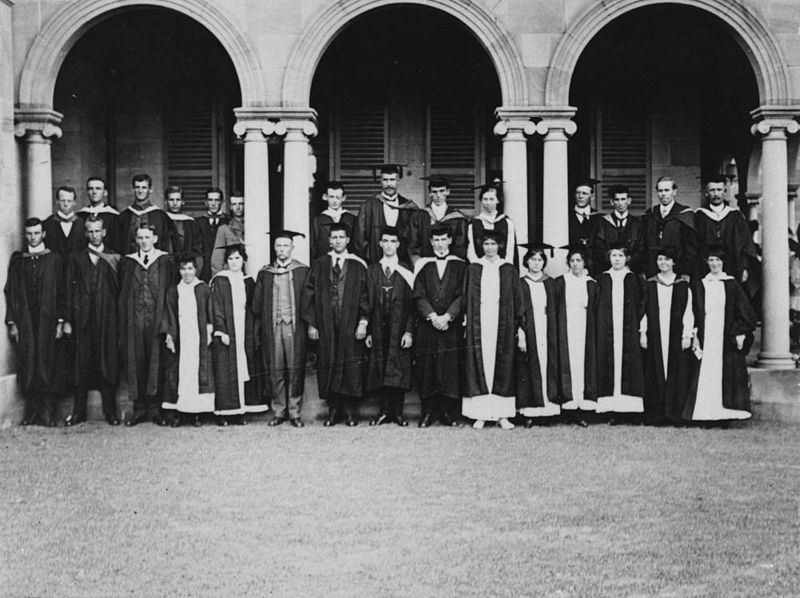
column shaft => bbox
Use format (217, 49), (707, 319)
(25, 133), (54, 219)
(282, 128), (313, 264)
(243, 130), (270, 273)
(541, 128), (571, 248)
(501, 130), (529, 256)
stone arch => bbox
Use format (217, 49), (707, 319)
(17, 0), (266, 110)
(282, 0), (528, 107)
(545, 0), (791, 107)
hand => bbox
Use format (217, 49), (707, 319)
(355, 322), (367, 341)
(55, 322), (64, 340)
(681, 337), (691, 351)
(741, 269), (749, 283)
(165, 334), (176, 354)
(62, 322), (72, 337)
(365, 334), (373, 349)
(736, 334), (745, 351)
(401, 332), (413, 349)
(640, 333), (647, 350)
(207, 331), (213, 346)
(219, 333), (231, 347)
(517, 329), (527, 353)
(8, 323), (18, 343)
(308, 326), (319, 341)
(431, 315), (446, 331)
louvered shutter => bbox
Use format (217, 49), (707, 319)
(335, 102), (386, 210)
(597, 108), (649, 213)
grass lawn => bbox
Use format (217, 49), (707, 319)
(1, 419), (798, 597)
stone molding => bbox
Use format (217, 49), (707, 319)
(234, 107), (318, 139)
(750, 106), (800, 136)
(13, 108), (63, 140)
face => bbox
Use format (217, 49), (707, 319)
(609, 249), (627, 270)
(274, 238), (293, 262)
(379, 235), (399, 258)
(482, 239), (499, 258)
(656, 181), (677, 206)
(705, 182), (725, 206)
(179, 262), (197, 283)
(324, 188), (345, 210)
(135, 228), (157, 252)
(429, 185), (449, 206)
(86, 180), (106, 206)
(56, 190), (76, 215)
(205, 192), (223, 214)
(329, 230), (348, 253)
(480, 189), (499, 213)
(85, 221), (106, 247)
(656, 254), (675, 274)
(574, 185), (593, 209)
(706, 255), (723, 274)
(527, 253), (545, 274)
(381, 173), (398, 195)
(166, 192), (184, 214)
(431, 233), (452, 255)
(569, 253), (585, 274)
(227, 251), (244, 273)
(230, 196), (244, 218)
(24, 224), (44, 248)
(133, 180), (151, 203)
(611, 193), (631, 214)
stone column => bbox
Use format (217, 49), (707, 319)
(233, 114), (274, 274)
(751, 108), (800, 369)
(275, 114), (318, 265)
(535, 112), (577, 250)
(14, 109), (63, 219)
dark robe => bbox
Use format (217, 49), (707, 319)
(568, 210), (600, 247)
(641, 202), (699, 278)
(641, 276), (694, 424)
(161, 281), (214, 404)
(302, 254), (370, 399)
(694, 206), (758, 282)
(65, 249), (120, 387)
(211, 217), (244, 276)
(468, 216), (517, 265)
(4, 249), (66, 393)
(412, 257), (467, 400)
(252, 261), (309, 400)
(516, 275), (559, 410)
(682, 278), (757, 418)
(167, 213), (203, 264)
(116, 204), (176, 255)
(553, 274), (599, 404)
(589, 213), (644, 275)
(197, 213), (230, 282)
(462, 261), (523, 398)
(595, 270), (645, 399)
(43, 214), (87, 256)
(118, 252), (174, 397)
(78, 206), (120, 253)
(408, 206), (468, 262)
(355, 195), (418, 264)
(365, 262), (415, 392)
(310, 211), (357, 262)
(210, 273), (262, 413)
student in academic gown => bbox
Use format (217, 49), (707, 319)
(364, 226), (416, 426)
(310, 181), (357, 262)
(164, 186), (203, 270)
(595, 243), (645, 421)
(683, 247), (757, 425)
(197, 188), (230, 282)
(412, 226), (467, 427)
(43, 186), (87, 256)
(568, 180), (601, 249)
(302, 223), (370, 426)
(210, 243), (264, 425)
(78, 177), (121, 254)
(462, 230), (524, 430)
(408, 176), (468, 264)
(589, 184), (644, 276)
(116, 173), (176, 255)
(639, 246), (694, 425)
(467, 184), (517, 266)
(515, 245), (560, 426)
(161, 254), (215, 427)
(553, 245), (599, 426)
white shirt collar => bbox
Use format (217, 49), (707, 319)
(660, 201), (674, 214)
(379, 255), (399, 269)
(574, 206), (592, 216)
(27, 243), (46, 254)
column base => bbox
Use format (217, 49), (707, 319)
(755, 352), (798, 370)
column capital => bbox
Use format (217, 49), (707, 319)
(750, 105), (800, 136)
(273, 119), (318, 139)
(535, 118), (577, 137)
(14, 108), (63, 140)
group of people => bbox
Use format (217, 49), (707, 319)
(4, 167), (758, 429)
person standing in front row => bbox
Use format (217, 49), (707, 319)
(253, 230), (309, 428)
(413, 226), (467, 427)
(365, 226), (416, 427)
(303, 223), (370, 426)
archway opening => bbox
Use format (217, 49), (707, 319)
(568, 4), (759, 214)
(309, 4), (502, 211)
(53, 8), (243, 212)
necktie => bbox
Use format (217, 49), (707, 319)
(333, 258), (341, 276)
(143, 254), (149, 265)
(384, 266), (392, 278)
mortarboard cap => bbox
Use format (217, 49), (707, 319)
(268, 229), (306, 240)
(421, 174), (451, 187)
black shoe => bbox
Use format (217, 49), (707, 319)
(234, 416), (246, 426)
(105, 415), (121, 426)
(576, 417), (589, 428)
(418, 413), (432, 428)
(395, 416), (409, 427)
(290, 418), (304, 428)
(370, 413), (389, 426)
(217, 417), (229, 427)
(125, 413), (148, 427)
(345, 416), (358, 427)
(523, 418), (534, 429)
(171, 415), (182, 428)
(269, 416), (287, 427)
(192, 416), (203, 427)
(154, 414), (169, 426)
(323, 418), (335, 427)
(65, 414), (86, 427)
(439, 413), (455, 427)
(607, 417), (619, 427)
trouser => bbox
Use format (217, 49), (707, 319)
(327, 393), (358, 420)
(377, 386), (405, 418)
(72, 383), (117, 419)
(271, 322), (303, 418)
(24, 392), (59, 424)
(133, 310), (161, 417)
(420, 393), (460, 419)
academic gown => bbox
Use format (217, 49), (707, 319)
(167, 213), (203, 261)
(589, 213), (644, 275)
(408, 206), (468, 261)
(694, 206), (758, 281)
(461, 260), (523, 399)
(4, 249), (66, 393)
(516, 275), (559, 411)
(78, 206), (120, 253)
(65, 249), (120, 387)
(116, 205), (176, 255)
(683, 276), (757, 420)
(641, 276), (694, 424)
(569, 211), (600, 247)
(118, 252), (174, 397)
(43, 214), (87, 256)
(310, 211), (357, 262)
(197, 213), (230, 282)
(467, 215), (517, 266)
(211, 217), (245, 276)
(365, 262), (416, 392)
(412, 256), (467, 400)
(355, 195), (418, 264)
(641, 203), (699, 278)
(302, 254), (370, 399)
(252, 260), (309, 400)
(161, 281), (215, 409)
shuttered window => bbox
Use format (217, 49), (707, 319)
(596, 108), (649, 213)
(335, 102), (387, 210)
